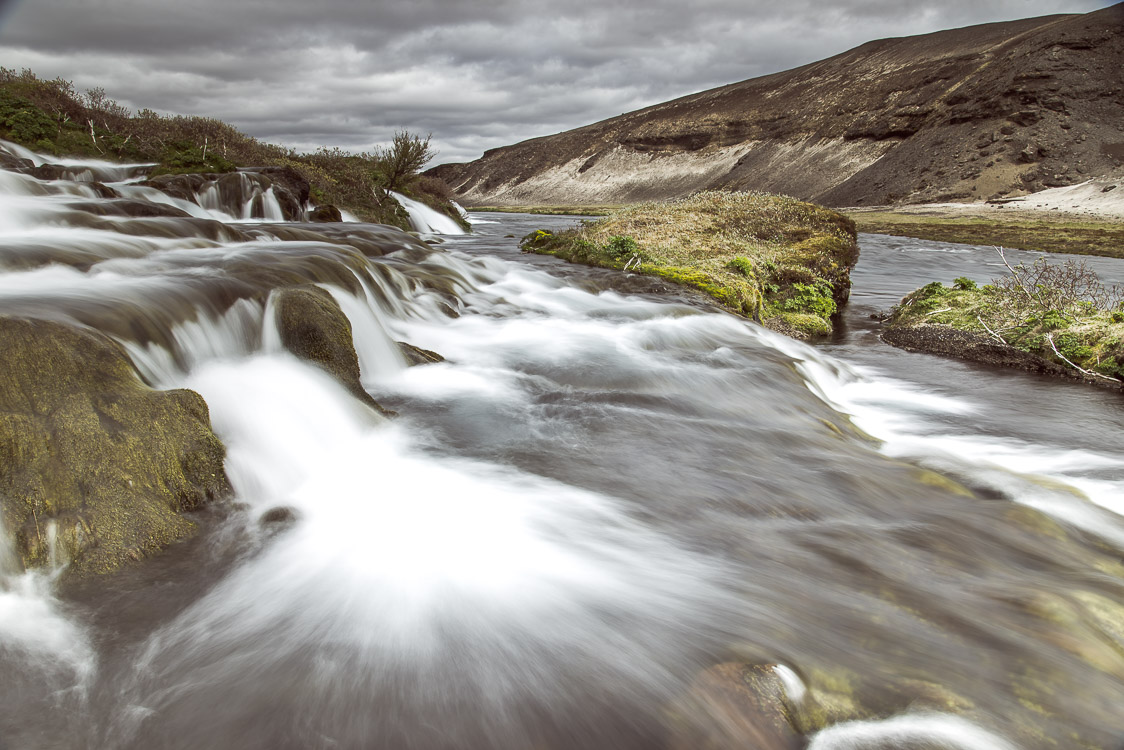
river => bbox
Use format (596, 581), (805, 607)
(0, 143), (1122, 749)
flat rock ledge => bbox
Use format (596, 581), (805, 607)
(881, 323), (1123, 391)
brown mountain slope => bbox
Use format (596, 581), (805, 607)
(429, 5), (1124, 208)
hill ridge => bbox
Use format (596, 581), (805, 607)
(430, 5), (1124, 208)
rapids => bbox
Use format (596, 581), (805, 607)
(1, 141), (1123, 749)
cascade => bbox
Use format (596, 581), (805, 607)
(390, 189), (468, 234)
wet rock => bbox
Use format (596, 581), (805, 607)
(397, 341), (444, 366)
(0, 151), (33, 170)
(142, 170), (308, 222)
(273, 285), (395, 416)
(260, 506), (299, 526)
(64, 199), (192, 219)
(141, 173), (206, 203)
(310, 204), (343, 223)
(0, 316), (230, 577)
(666, 662), (801, 750)
(250, 166), (311, 206)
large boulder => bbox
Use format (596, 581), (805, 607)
(272, 285), (393, 416)
(0, 316), (230, 577)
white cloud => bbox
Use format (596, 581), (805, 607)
(0, 0), (1114, 163)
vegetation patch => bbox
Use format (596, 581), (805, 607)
(885, 249), (1124, 386)
(851, 211), (1124, 259)
(520, 191), (859, 337)
(0, 68), (465, 230)
(470, 205), (618, 216)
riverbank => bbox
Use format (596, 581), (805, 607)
(848, 174), (1124, 258)
(519, 191), (859, 338)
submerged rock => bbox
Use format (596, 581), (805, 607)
(273, 285), (394, 416)
(0, 316), (230, 576)
(666, 662), (801, 750)
(397, 341), (445, 366)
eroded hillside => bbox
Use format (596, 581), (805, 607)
(430, 5), (1124, 207)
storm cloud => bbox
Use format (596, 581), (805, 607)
(0, 0), (1113, 164)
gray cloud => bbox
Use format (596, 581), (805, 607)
(0, 0), (1114, 163)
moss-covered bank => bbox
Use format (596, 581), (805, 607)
(883, 263), (1124, 389)
(520, 191), (859, 338)
(0, 316), (230, 577)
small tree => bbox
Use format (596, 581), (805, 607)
(372, 130), (435, 193)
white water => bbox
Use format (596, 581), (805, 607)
(390, 189), (468, 234)
(0, 512), (96, 699)
(784, 344), (1124, 546)
(1, 138), (156, 183)
(808, 713), (1020, 750)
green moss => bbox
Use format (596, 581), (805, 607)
(273, 285), (395, 418)
(520, 191), (859, 338)
(0, 316), (230, 577)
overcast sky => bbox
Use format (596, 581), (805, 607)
(0, 0), (1114, 165)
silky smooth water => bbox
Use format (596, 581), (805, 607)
(1, 143), (1123, 749)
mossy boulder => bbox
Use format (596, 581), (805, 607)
(272, 285), (394, 416)
(0, 316), (230, 577)
(309, 204), (343, 223)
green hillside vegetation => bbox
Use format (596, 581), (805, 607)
(886, 251), (1124, 383)
(0, 67), (463, 229)
(521, 191), (859, 337)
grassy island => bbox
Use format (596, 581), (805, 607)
(520, 191), (860, 338)
(884, 251), (1124, 387)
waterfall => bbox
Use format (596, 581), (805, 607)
(389, 189), (468, 234)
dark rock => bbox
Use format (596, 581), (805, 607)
(310, 204), (343, 223)
(87, 182), (120, 199)
(260, 506), (299, 526)
(249, 166), (311, 206)
(0, 316), (231, 576)
(0, 152), (33, 170)
(142, 171), (308, 222)
(1008, 109), (1043, 127)
(272, 285), (395, 416)
(397, 341), (445, 366)
(1017, 144), (1041, 163)
(141, 173), (207, 203)
(1103, 184), (1117, 193)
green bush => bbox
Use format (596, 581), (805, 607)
(953, 277), (977, 290)
(728, 256), (755, 277)
(781, 281), (837, 317)
(605, 235), (639, 259)
(5, 107), (55, 142)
